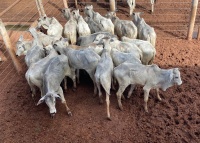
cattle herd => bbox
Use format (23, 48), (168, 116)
(15, 4), (182, 120)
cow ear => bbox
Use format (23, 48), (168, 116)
(19, 35), (24, 42)
(61, 9), (65, 13)
(90, 5), (93, 9)
(37, 96), (46, 106)
(42, 24), (48, 29)
(173, 68), (179, 73)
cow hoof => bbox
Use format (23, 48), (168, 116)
(119, 106), (123, 111)
(68, 111), (72, 116)
(72, 88), (76, 92)
(107, 117), (112, 121)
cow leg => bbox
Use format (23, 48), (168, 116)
(87, 70), (97, 96)
(111, 72), (116, 90)
(31, 86), (36, 101)
(64, 77), (67, 91)
(156, 88), (162, 101)
(71, 68), (77, 91)
(127, 84), (135, 98)
(76, 69), (80, 84)
(39, 86), (44, 97)
(90, 72), (97, 96)
(96, 82), (103, 104)
(27, 80), (37, 104)
(93, 80), (98, 96)
(58, 87), (72, 116)
(116, 85), (127, 110)
(143, 87), (150, 112)
(106, 93), (111, 120)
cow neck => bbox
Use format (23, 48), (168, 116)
(157, 69), (173, 91)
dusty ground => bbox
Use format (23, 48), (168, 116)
(0, 0), (200, 143)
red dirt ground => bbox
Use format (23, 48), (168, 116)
(0, 0), (200, 143)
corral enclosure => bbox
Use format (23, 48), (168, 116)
(0, 0), (200, 142)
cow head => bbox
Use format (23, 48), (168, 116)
(84, 5), (93, 18)
(61, 8), (72, 21)
(102, 37), (112, 53)
(132, 12), (143, 26)
(37, 15), (51, 30)
(71, 9), (80, 21)
(16, 35), (26, 56)
(172, 68), (182, 86)
(53, 38), (69, 54)
(37, 93), (61, 118)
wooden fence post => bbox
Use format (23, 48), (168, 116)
(35, 0), (42, 17)
(63, 0), (68, 8)
(197, 26), (200, 40)
(75, 0), (78, 8)
(0, 19), (22, 73)
(110, 0), (116, 12)
(187, 0), (198, 40)
(37, 0), (46, 17)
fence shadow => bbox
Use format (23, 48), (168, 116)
(48, 1), (62, 12)
(154, 26), (186, 39)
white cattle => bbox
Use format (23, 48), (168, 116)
(16, 35), (32, 56)
(37, 16), (63, 37)
(132, 12), (157, 47)
(114, 62), (182, 112)
(105, 11), (137, 39)
(63, 12), (77, 45)
(37, 55), (73, 117)
(84, 5), (114, 34)
(94, 38), (113, 120)
(53, 40), (101, 95)
(29, 27), (61, 47)
(121, 36), (156, 65)
(84, 16), (101, 33)
(24, 43), (45, 67)
(72, 9), (91, 37)
(77, 32), (117, 46)
(25, 45), (58, 100)
(61, 8), (72, 21)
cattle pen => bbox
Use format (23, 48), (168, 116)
(0, 0), (200, 143)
